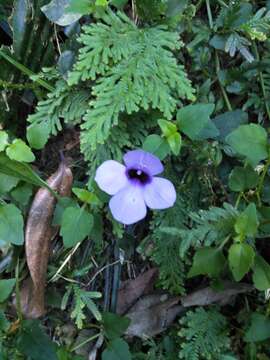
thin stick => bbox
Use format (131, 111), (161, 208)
(49, 242), (81, 282)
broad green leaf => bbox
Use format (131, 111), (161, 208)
(12, 0), (30, 56)
(0, 153), (54, 193)
(158, 119), (177, 138)
(167, 132), (182, 155)
(252, 255), (270, 291)
(234, 203), (258, 238)
(188, 247), (226, 278)
(245, 313), (270, 342)
(229, 166), (259, 192)
(102, 338), (131, 360)
(0, 204), (24, 246)
(72, 188), (101, 205)
(0, 278), (16, 302)
(196, 120), (219, 140)
(0, 173), (19, 194)
(16, 320), (58, 360)
(142, 134), (170, 160)
(0, 131), (9, 151)
(42, 0), (82, 26)
(0, 310), (10, 331)
(57, 348), (84, 360)
(177, 103), (215, 140)
(67, 0), (93, 14)
(213, 110), (248, 142)
(96, 0), (108, 6)
(6, 139), (35, 163)
(60, 206), (93, 248)
(53, 197), (79, 226)
(27, 122), (50, 150)
(57, 50), (75, 77)
(102, 312), (130, 340)
(11, 183), (33, 206)
(228, 243), (255, 281)
(226, 124), (268, 166)
(166, 0), (188, 17)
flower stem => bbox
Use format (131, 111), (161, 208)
(215, 52), (232, 111)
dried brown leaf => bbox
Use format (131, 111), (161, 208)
(181, 281), (253, 307)
(21, 161), (73, 318)
(125, 293), (183, 338)
(117, 268), (158, 315)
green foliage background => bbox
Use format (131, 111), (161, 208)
(1, 0), (270, 359)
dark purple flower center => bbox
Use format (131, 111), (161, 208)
(127, 168), (151, 185)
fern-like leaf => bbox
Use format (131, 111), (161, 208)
(27, 80), (90, 136)
(68, 10), (195, 155)
(178, 308), (230, 360)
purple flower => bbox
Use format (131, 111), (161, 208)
(95, 150), (176, 225)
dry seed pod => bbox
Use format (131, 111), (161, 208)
(22, 160), (73, 318)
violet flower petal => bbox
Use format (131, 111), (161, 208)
(123, 150), (163, 175)
(143, 177), (176, 209)
(95, 160), (128, 195)
(109, 185), (147, 225)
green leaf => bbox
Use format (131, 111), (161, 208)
(167, 132), (182, 155)
(0, 131), (9, 151)
(41, 0), (82, 26)
(142, 134), (170, 160)
(229, 166), (259, 192)
(158, 119), (177, 138)
(0, 173), (19, 194)
(0, 310), (10, 331)
(0, 278), (16, 302)
(16, 320), (58, 360)
(67, 0), (93, 14)
(80, 291), (102, 321)
(213, 110), (248, 142)
(0, 153), (54, 193)
(12, 0), (30, 56)
(102, 338), (131, 360)
(53, 197), (79, 226)
(96, 0), (108, 6)
(188, 247), (226, 278)
(0, 204), (24, 246)
(245, 313), (270, 342)
(11, 183), (33, 206)
(166, 0), (188, 17)
(228, 243), (255, 281)
(6, 139), (35, 163)
(234, 203), (258, 238)
(102, 312), (130, 340)
(72, 188), (101, 205)
(226, 124), (268, 166)
(196, 120), (220, 140)
(252, 255), (270, 291)
(60, 206), (93, 248)
(27, 122), (50, 150)
(177, 103), (215, 140)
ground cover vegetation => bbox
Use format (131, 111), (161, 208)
(0, 0), (270, 359)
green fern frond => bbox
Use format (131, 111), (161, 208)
(27, 80), (90, 136)
(178, 308), (230, 360)
(150, 196), (190, 294)
(178, 203), (238, 257)
(68, 10), (195, 155)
